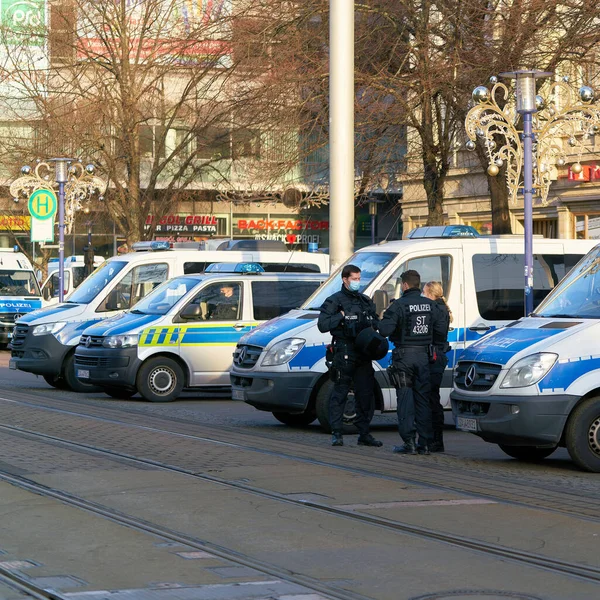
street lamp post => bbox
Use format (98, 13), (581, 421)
(499, 71), (552, 316)
(10, 159), (107, 303)
(465, 72), (599, 317)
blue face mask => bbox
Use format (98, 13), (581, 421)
(349, 280), (361, 292)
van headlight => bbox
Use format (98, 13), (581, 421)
(261, 338), (305, 366)
(102, 334), (139, 349)
(32, 322), (67, 336)
(500, 353), (558, 388)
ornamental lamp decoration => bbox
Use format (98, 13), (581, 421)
(465, 74), (600, 206)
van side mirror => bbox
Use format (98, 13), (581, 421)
(179, 303), (202, 320)
(373, 289), (389, 317)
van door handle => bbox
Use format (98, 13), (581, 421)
(468, 324), (491, 332)
(233, 323), (246, 331)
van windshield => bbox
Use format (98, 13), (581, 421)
(67, 261), (127, 304)
(131, 277), (201, 315)
(0, 270), (40, 296)
(534, 247), (600, 318)
(303, 252), (397, 309)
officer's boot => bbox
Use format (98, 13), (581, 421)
(430, 430), (445, 453)
(392, 439), (417, 455)
(331, 431), (344, 447)
(357, 433), (383, 447)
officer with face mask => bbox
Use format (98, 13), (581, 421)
(317, 264), (382, 448)
(379, 270), (445, 455)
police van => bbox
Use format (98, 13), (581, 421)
(451, 243), (600, 472)
(230, 228), (597, 429)
(0, 248), (42, 347)
(41, 255), (106, 303)
(9, 243), (329, 392)
(73, 267), (326, 401)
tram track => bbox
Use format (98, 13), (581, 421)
(0, 391), (599, 522)
(0, 568), (65, 599)
(1, 421), (600, 586)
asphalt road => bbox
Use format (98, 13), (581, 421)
(0, 353), (598, 600)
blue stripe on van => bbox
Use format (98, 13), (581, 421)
(538, 356), (600, 392)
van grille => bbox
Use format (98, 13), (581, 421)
(10, 324), (29, 348)
(233, 344), (263, 369)
(454, 361), (502, 392)
(79, 335), (105, 347)
(74, 355), (129, 368)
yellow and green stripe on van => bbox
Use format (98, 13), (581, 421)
(139, 323), (260, 347)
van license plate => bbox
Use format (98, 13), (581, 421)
(9, 359), (16, 370)
(77, 369), (90, 379)
(456, 416), (477, 432)
(232, 389), (246, 401)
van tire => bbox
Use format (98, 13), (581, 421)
(315, 379), (358, 433)
(64, 353), (103, 393)
(565, 396), (600, 472)
(498, 444), (557, 462)
(103, 387), (137, 400)
(43, 374), (68, 390)
(272, 410), (316, 427)
(137, 357), (184, 402)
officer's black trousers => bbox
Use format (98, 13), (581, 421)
(429, 352), (448, 437)
(392, 348), (432, 446)
(329, 350), (375, 436)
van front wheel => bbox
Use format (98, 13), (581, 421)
(64, 353), (103, 393)
(565, 396), (600, 472)
(137, 357), (184, 402)
(315, 379), (358, 433)
(498, 444), (557, 462)
(272, 410), (316, 427)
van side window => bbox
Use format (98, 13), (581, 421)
(97, 263), (168, 312)
(252, 280), (322, 320)
(187, 282), (242, 321)
(380, 256), (452, 301)
(184, 262), (208, 274)
(260, 263), (321, 273)
(472, 254), (582, 321)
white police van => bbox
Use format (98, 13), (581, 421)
(41, 255), (105, 303)
(9, 242), (329, 392)
(230, 227), (597, 430)
(451, 243), (600, 472)
(73, 266), (326, 401)
(0, 248), (42, 347)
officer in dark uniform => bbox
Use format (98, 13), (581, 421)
(207, 284), (240, 320)
(317, 264), (382, 448)
(423, 281), (452, 452)
(379, 270), (445, 455)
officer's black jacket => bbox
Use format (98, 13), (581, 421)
(317, 285), (378, 342)
(432, 298), (450, 349)
(379, 287), (445, 346)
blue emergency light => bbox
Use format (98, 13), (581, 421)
(205, 262), (265, 273)
(407, 225), (480, 239)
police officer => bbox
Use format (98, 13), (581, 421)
(423, 281), (452, 452)
(379, 270), (445, 455)
(317, 264), (382, 448)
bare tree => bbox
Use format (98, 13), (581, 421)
(0, 0), (289, 245)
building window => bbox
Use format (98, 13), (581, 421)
(196, 126), (231, 160)
(50, 1), (76, 65)
(232, 129), (261, 160)
(574, 214), (600, 239)
(139, 125), (167, 158)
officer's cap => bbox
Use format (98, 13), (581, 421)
(355, 328), (389, 360)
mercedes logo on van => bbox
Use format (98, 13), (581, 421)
(464, 364), (477, 388)
(235, 346), (247, 366)
(13, 314), (22, 322)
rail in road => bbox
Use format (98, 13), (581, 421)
(0, 390), (597, 522)
(0, 393), (599, 590)
(0, 422), (599, 587)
